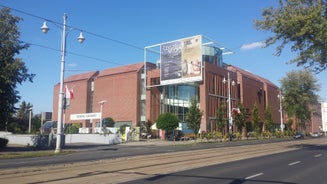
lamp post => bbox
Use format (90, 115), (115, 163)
(28, 108), (33, 133)
(277, 90), (284, 132)
(41, 14), (85, 153)
(223, 72), (235, 141)
(99, 100), (107, 129)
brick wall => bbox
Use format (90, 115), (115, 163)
(94, 71), (140, 126)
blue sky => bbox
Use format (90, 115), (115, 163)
(1, 0), (327, 114)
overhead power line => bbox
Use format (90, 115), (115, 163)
(24, 41), (125, 66)
(0, 5), (144, 52)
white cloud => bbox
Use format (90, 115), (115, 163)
(68, 63), (78, 67)
(240, 41), (265, 50)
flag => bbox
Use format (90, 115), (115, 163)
(70, 88), (74, 99)
(64, 85), (74, 110)
(232, 108), (241, 114)
(65, 85), (73, 99)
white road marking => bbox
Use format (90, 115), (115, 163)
(314, 154), (322, 158)
(288, 161), (301, 166)
(245, 173), (263, 180)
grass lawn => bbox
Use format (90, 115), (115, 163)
(0, 149), (74, 159)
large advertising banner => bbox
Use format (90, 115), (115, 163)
(160, 35), (202, 85)
(160, 41), (182, 81)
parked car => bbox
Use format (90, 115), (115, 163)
(293, 132), (304, 139)
(311, 132), (320, 138)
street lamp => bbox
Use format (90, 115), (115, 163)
(28, 108), (33, 133)
(277, 90), (284, 132)
(41, 14), (85, 153)
(99, 100), (107, 129)
(223, 72), (235, 141)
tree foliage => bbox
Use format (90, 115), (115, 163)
(0, 8), (35, 128)
(156, 113), (179, 132)
(280, 70), (319, 129)
(234, 102), (249, 134)
(103, 117), (115, 127)
(216, 100), (227, 133)
(255, 0), (327, 72)
(252, 103), (261, 133)
(186, 97), (203, 136)
(264, 104), (274, 132)
(16, 101), (33, 119)
(144, 120), (152, 134)
(8, 101), (34, 133)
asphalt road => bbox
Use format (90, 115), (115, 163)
(0, 137), (326, 184)
(0, 138), (294, 169)
(125, 142), (327, 184)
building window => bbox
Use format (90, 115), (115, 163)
(202, 46), (223, 67)
(140, 100), (145, 116)
(141, 78), (145, 95)
(161, 83), (199, 121)
(89, 80), (94, 113)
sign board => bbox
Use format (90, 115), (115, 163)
(70, 113), (101, 120)
(160, 35), (202, 85)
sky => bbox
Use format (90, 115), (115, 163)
(1, 0), (327, 114)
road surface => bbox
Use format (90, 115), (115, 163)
(0, 137), (326, 183)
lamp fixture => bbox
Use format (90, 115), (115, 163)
(78, 32), (85, 43)
(41, 21), (49, 33)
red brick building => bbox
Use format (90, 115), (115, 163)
(52, 63), (281, 134)
(52, 36), (286, 135)
(53, 71), (98, 128)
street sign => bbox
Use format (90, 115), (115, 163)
(70, 113), (101, 120)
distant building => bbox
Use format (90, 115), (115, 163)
(307, 103), (322, 133)
(41, 112), (52, 124)
(321, 102), (327, 134)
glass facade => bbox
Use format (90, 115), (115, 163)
(202, 46), (223, 67)
(158, 46), (222, 122)
(161, 84), (199, 122)
(140, 67), (146, 122)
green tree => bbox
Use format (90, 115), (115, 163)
(252, 103), (261, 134)
(255, 0), (327, 73)
(8, 101), (33, 133)
(186, 97), (203, 137)
(264, 104), (274, 132)
(234, 103), (249, 135)
(144, 120), (152, 134)
(216, 100), (227, 133)
(280, 70), (319, 131)
(31, 113), (41, 133)
(16, 101), (33, 119)
(103, 117), (115, 127)
(0, 8), (35, 130)
(156, 113), (179, 139)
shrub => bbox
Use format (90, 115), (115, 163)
(0, 138), (9, 148)
(235, 132), (242, 140)
(213, 131), (223, 140)
(204, 132), (212, 140)
(274, 130), (283, 138)
(65, 123), (81, 134)
(262, 131), (272, 139)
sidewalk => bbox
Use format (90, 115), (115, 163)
(1, 139), (193, 153)
(121, 139), (199, 146)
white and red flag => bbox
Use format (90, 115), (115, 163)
(64, 85), (74, 109)
(232, 108), (241, 115)
(65, 85), (74, 99)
